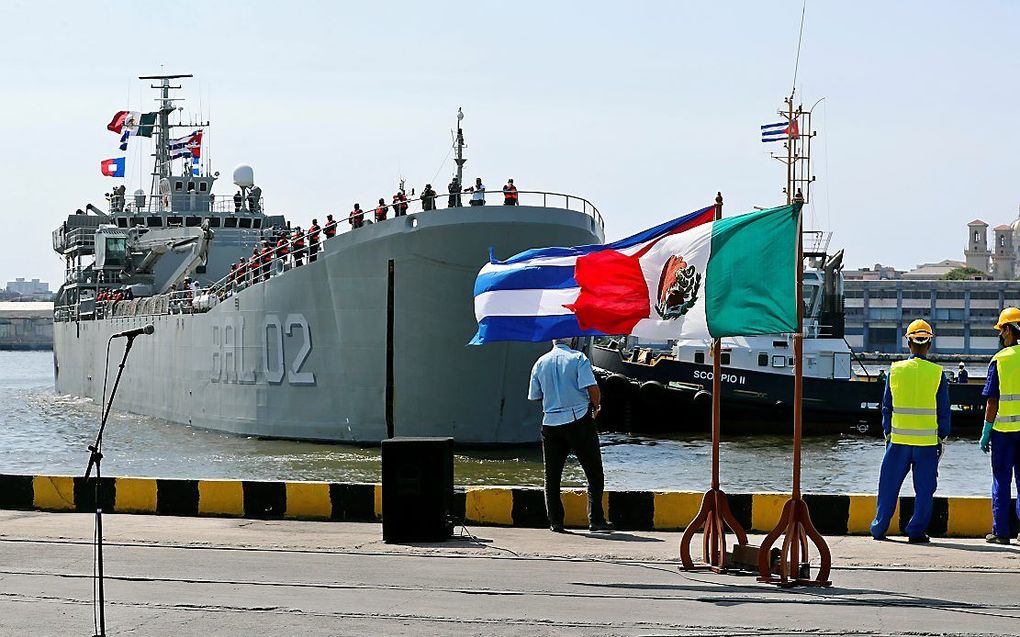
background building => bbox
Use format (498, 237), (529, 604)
(844, 280), (1017, 355)
(0, 301), (53, 350)
(4, 277), (51, 300)
(964, 210), (1020, 280)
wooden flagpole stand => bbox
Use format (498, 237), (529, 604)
(756, 193), (832, 587)
(679, 193), (748, 572)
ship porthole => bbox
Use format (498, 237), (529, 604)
(410, 217), (419, 229)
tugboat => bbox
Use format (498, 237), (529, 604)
(591, 96), (985, 436)
(51, 74), (606, 445)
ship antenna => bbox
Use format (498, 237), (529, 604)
(454, 107), (466, 187)
(791, 0), (807, 96)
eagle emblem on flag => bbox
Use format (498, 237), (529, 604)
(655, 254), (701, 320)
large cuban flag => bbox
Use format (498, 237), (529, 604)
(471, 202), (801, 344)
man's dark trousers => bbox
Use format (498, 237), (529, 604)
(542, 412), (606, 526)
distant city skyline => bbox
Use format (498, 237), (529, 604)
(1, 1), (1017, 287)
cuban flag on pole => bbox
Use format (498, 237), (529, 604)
(471, 202), (801, 345)
(100, 157), (125, 178)
(761, 119), (800, 143)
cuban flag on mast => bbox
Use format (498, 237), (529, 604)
(471, 202), (801, 344)
(100, 158), (125, 178)
(761, 119), (800, 143)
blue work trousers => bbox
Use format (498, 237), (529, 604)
(990, 430), (1020, 538)
(871, 442), (939, 539)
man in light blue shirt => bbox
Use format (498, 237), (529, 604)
(529, 337), (610, 533)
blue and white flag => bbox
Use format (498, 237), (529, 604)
(761, 120), (799, 143)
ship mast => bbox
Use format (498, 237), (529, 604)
(771, 90), (816, 206)
(454, 107), (466, 187)
(139, 74), (211, 211)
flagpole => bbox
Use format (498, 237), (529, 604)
(679, 192), (748, 573)
(756, 106), (832, 584)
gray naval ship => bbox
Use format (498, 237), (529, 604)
(51, 74), (605, 445)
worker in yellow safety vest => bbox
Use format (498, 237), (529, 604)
(981, 307), (1020, 544)
(870, 319), (950, 543)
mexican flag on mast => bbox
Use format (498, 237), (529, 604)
(470, 202), (801, 344)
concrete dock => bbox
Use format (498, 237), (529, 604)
(1, 511), (1018, 636)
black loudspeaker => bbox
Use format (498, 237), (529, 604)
(381, 437), (454, 543)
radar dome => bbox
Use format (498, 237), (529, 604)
(233, 165), (255, 188)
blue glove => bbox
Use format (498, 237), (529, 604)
(980, 420), (994, 454)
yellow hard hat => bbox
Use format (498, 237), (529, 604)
(994, 307), (1020, 330)
(905, 319), (934, 342)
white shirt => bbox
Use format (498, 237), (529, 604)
(471, 184), (485, 201)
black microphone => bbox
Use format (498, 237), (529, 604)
(112, 324), (155, 339)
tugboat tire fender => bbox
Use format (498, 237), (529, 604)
(602, 373), (635, 398)
(638, 380), (667, 400)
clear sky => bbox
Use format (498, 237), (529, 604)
(1, 1), (1017, 288)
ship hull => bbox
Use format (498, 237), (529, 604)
(591, 345), (985, 435)
(54, 206), (604, 445)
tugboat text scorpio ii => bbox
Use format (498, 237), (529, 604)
(52, 75), (605, 445)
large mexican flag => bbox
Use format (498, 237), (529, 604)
(471, 202), (801, 343)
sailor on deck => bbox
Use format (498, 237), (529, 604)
(421, 184), (437, 211)
(870, 319), (950, 543)
(503, 179), (518, 206)
(467, 177), (486, 207)
(291, 227), (306, 266)
(448, 178), (461, 208)
(349, 204), (364, 229)
(375, 198), (389, 222)
(323, 214), (338, 239)
(308, 219), (321, 262)
(981, 307), (1020, 544)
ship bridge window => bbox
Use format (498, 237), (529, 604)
(224, 217), (238, 228)
(131, 217), (145, 227)
(199, 182), (208, 192)
(104, 237), (127, 266)
(167, 216), (183, 226)
(694, 351), (705, 364)
(185, 216), (201, 227)
(720, 353), (731, 366)
(146, 217), (163, 227)
(239, 218), (252, 229)
(206, 217), (221, 228)
(175, 181), (183, 191)
(253, 218), (262, 229)
(772, 355), (786, 368)
(758, 352), (768, 367)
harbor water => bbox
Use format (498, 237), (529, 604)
(0, 351), (991, 496)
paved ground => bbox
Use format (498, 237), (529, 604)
(1, 511), (1019, 636)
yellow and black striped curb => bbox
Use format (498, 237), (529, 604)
(0, 474), (1014, 537)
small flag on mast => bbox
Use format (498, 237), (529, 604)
(100, 158), (125, 178)
(761, 119), (800, 143)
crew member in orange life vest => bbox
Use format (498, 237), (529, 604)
(375, 198), (389, 222)
(307, 219), (321, 262)
(392, 190), (408, 216)
(870, 320), (950, 543)
(260, 242), (273, 281)
(276, 235), (290, 263)
(323, 214), (338, 239)
(349, 204), (364, 229)
(291, 227), (306, 266)
(503, 178), (518, 205)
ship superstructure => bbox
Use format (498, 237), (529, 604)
(52, 75), (606, 444)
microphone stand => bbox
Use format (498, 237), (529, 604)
(84, 332), (138, 637)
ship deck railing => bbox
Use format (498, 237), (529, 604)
(201, 188), (603, 301)
(53, 188), (602, 322)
